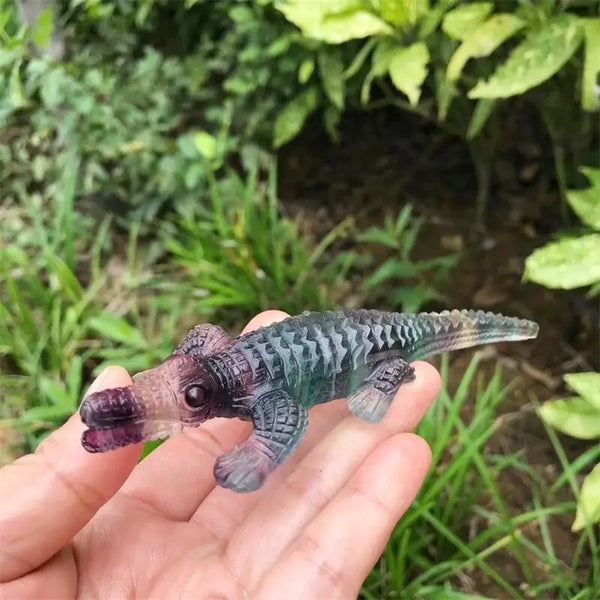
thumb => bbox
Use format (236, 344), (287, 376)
(0, 366), (142, 582)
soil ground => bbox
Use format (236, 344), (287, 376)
(279, 107), (599, 597)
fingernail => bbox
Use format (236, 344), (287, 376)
(85, 366), (115, 397)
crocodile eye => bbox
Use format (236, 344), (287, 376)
(184, 385), (208, 409)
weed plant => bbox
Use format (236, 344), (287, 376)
(361, 354), (600, 599)
(161, 158), (354, 319)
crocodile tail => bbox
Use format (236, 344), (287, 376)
(403, 309), (539, 361)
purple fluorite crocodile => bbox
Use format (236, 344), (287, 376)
(79, 309), (538, 492)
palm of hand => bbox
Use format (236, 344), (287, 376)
(1, 311), (439, 600)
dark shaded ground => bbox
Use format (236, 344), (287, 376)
(279, 107), (599, 597)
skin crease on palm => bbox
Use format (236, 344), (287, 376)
(0, 310), (440, 600)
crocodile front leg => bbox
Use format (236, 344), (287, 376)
(214, 390), (308, 493)
(174, 323), (231, 361)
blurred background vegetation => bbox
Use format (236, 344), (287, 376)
(1, 0), (599, 598)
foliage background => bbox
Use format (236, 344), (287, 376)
(1, 0), (599, 598)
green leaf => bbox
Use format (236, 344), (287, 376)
(20, 404), (73, 424)
(469, 15), (584, 99)
(39, 377), (72, 408)
(446, 14), (524, 82)
(523, 234), (600, 289)
(273, 86), (319, 148)
(343, 37), (377, 79)
(0, 48), (20, 68)
(318, 49), (344, 109)
(193, 131), (217, 161)
(435, 68), (457, 121)
(419, 587), (496, 600)
(320, 10), (393, 43)
(323, 105), (341, 142)
(573, 463), (600, 531)
(419, 0), (460, 38)
(389, 285), (439, 313)
(45, 252), (84, 303)
(31, 5), (54, 49)
(442, 2), (493, 41)
(88, 313), (147, 349)
(378, 0), (429, 28)
(67, 355), (83, 398)
(362, 259), (417, 289)
(40, 67), (65, 107)
(362, 37), (396, 104)
(298, 58), (315, 84)
(538, 398), (600, 439)
(567, 167), (600, 230)
(581, 18), (600, 112)
(357, 228), (397, 247)
(564, 372), (600, 410)
(466, 98), (497, 140)
(9, 59), (26, 108)
(388, 42), (429, 106)
(276, 1), (392, 43)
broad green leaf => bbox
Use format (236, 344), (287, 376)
(581, 18), (600, 111)
(564, 372), (600, 410)
(419, 0), (460, 38)
(40, 67), (65, 107)
(193, 131), (217, 160)
(31, 5), (54, 49)
(442, 2), (493, 40)
(523, 234), (600, 289)
(388, 42), (429, 106)
(88, 312), (147, 348)
(276, 1), (392, 43)
(378, 0), (429, 28)
(0, 48), (19, 68)
(466, 98), (496, 139)
(273, 86), (319, 148)
(318, 49), (344, 109)
(276, 0), (349, 35)
(567, 167), (600, 230)
(573, 463), (600, 531)
(469, 15), (584, 99)
(539, 398), (600, 439)
(298, 58), (315, 83)
(446, 14), (524, 82)
(319, 10), (392, 43)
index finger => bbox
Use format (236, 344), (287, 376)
(0, 366), (141, 582)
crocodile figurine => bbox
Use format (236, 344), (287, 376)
(79, 309), (538, 492)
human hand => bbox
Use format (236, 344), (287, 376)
(0, 310), (440, 600)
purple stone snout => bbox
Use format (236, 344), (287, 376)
(80, 386), (147, 452)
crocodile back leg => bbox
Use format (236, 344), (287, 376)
(347, 358), (415, 423)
